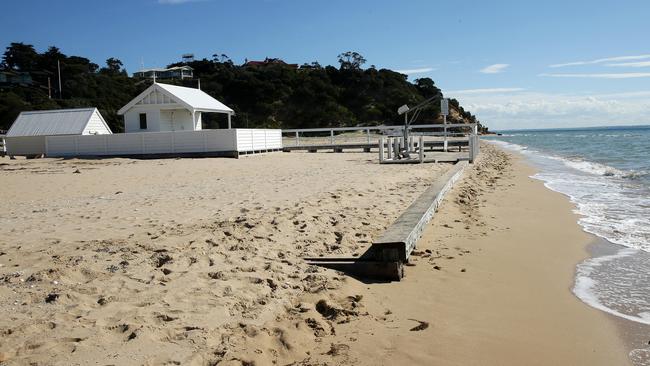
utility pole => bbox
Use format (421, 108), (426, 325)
(57, 60), (62, 98)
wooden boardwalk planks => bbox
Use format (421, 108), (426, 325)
(372, 161), (468, 263)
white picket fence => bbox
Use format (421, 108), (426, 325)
(45, 129), (281, 158)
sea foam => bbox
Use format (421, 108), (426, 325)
(490, 139), (650, 326)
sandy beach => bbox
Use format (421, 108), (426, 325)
(0, 145), (631, 365)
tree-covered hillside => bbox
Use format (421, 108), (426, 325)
(0, 43), (487, 133)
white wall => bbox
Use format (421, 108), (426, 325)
(5, 136), (47, 156)
(82, 110), (112, 135)
(159, 109), (196, 132)
(45, 129), (282, 157)
(235, 129), (282, 151)
(194, 112), (202, 131)
(124, 107), (202, 133)
(124, 108), (161, 133)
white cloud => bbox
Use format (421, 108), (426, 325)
(445, 88), (525, 95)
(606, 61), (650, 68)
(451, 90), (650, 130)
(549, 54), (650, 68)
(395, 67), (436, 75)
(479, 64), (509, 74)
(540, 72), (650, 79)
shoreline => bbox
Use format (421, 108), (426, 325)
(495, 140), (650, 365)
(216, 144), (634, 365)
(281, 144), (632, 365)
(587, 239), (650, 366)
(0, 144), (641, 365)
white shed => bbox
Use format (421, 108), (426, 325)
(118, 82), (235, 133)
(5, 108), (112, 156)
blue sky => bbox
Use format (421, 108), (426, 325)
(2, 0), (650, 130)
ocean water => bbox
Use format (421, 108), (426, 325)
(485, 125), (650, 364)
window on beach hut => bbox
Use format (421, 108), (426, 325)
(139, 113), (147, 129)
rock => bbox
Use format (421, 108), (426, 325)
(151, 252), (172, 268)
(409, 319), (429, 331)
(73, 169), (81, 174)
(208, 271), (227, 280)
(45, 293), (59, 303)
(325, 343), (350, 356)
(296, 302), (312, 313)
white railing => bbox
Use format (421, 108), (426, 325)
(282, 123), (478, 147)
(282, 123), (480, 163)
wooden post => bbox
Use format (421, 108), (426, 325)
(469, 135), (475, 163)
(295, 131), (300, 146)
(379, 136), (385, 163)
(443, 114), (448, 152)
(387, 137), (393, 160)
(227, 113), (232, 129)
(330, 129), (334, 144)
(393, 137), (399, 159)
(419, 135), (424, 163)
(367, 128), (371, 144)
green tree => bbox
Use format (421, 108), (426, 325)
(102, 58), (124, 75)
(2, 42), (39, 71)
(337, 51), (366, 70)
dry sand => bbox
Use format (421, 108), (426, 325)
(0, 152), (449, 365)
(0, 145), (630, 365)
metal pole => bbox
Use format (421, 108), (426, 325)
(330, 130), (334, 144)
(57, 60), (62, 98)
(295, 131), (300, 146)
(419, 135), (424, 163)
(443, 114), (448, 152)
(379, 136), (385, 163)
(403, 113), (409, 155)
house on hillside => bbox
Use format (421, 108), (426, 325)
(0, 70), (33, 87)
(5, 108), (112, 157)
(133, 66), (194, 80)
(118, 82), (235, 133)
(244, 58), (298, 69)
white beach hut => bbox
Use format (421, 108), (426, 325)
(5, 108), (112, 156)
(118, 82), (234, 133)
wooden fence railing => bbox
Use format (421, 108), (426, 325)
(0, 135), (6, 156)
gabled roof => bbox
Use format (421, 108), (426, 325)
(7, 108), (111, 137)
(117, 82), (234, 115)
(136, 66), (194, 73)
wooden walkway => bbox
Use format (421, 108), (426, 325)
(306, 161), (469, 281)
(372, 161), (468, 263)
